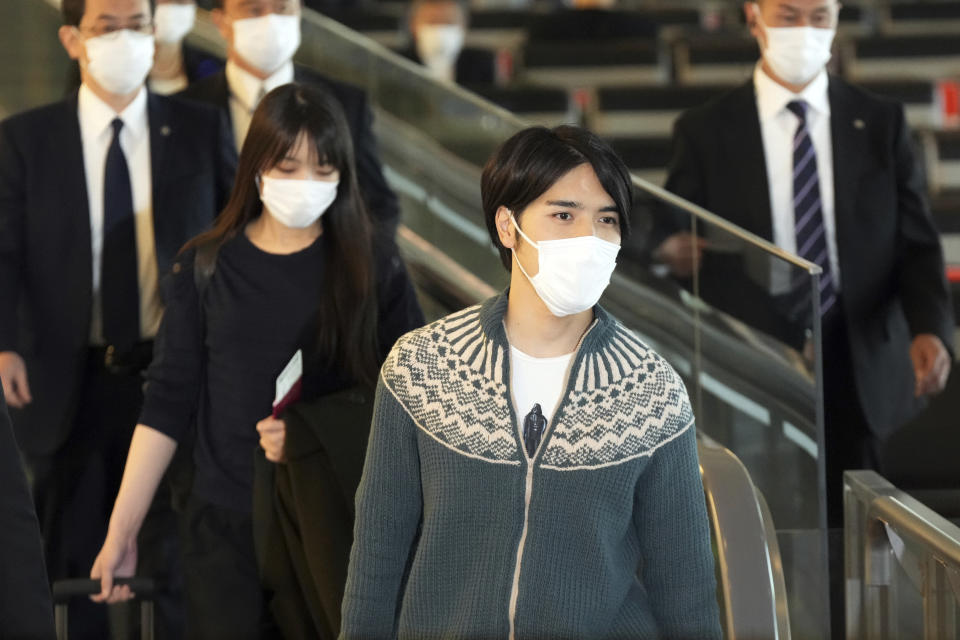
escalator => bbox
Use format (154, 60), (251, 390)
(2, 1), (810, 636)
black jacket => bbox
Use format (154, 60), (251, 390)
(252, 385), (375, 640)
(0, 387), (55, 639)
(0, 92), (236, 455)
(398, 45), (497, 87)
(660, 75), (954, 439)
(178, 65), (400, 237)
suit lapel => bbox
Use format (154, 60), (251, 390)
(829, 77), (865, 272)
(147, 94), (179, 275)
(59, 94), (93, 299)
(723, 82), (774, 241)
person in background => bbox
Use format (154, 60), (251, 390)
(401, 0), (496, 86)
(179, 0), (400, 237)
(63, 0), (222, 96)
(90, 83), (423, 639)
(150, 0), (223, 94)
(340, 125), (721, 639)
(652, 0), (953, 635)
(0, 386), (56, 640)
(0, 0), (235, 637)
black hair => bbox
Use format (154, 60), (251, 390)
(62, 0), (156, 26)
(185, 83), (380, 385)
(61, 0), (85, 25)
(481, 125), (633, 271)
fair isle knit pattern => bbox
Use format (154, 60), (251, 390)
(382, 305), (522, 464)
(544, 324), (693, 469)
(340, 292), (723, 640)
(382, 304), (693, 470)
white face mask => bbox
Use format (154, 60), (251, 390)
(260, 175), (339, 229)
(415, 24), (465, 80)
(154, 3), (196, 44)
(754, 5), (835, 86)
(510, 214), (620, 317)
(232, 14), (301, 75)
(82, 30), (155, 96)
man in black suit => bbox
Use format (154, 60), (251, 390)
(0, 0), (234, 636)
(398, 0), (497, 87)
(654, 0), (953, 633)
(179, 0), (400, 236)
(0, 387), (55, 640)
(655, 0), (953, 512)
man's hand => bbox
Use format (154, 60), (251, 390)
(256, 416), (287, 463)
(0, 351), (31, 408)
(653, 232), (707, 279)
(910, 334), (951, 397)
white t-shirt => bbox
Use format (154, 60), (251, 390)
(509, 345), (574, 427)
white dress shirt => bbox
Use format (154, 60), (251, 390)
(225, 59), (294, 152)
(754, 65), (841, 294)
(78, 84), (161, 344)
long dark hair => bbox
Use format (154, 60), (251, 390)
(186, 83), (380, 385)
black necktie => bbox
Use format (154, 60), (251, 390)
(101, 118), (140, 349)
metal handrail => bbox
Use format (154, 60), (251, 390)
(301, 7), (822, 274)
(845, 470), (960, 639)
(180, 5), (821, 277)
(700, 437), (792, 640)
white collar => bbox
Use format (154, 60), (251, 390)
(225, 59), (295, 113)
(78, 83), (149, 142)
(754, 63), (830, 123)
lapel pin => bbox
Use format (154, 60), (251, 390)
(160, 125), (172, 136)
(853, 119), (865, 130)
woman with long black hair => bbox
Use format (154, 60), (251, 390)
(90, 82), (423, 637)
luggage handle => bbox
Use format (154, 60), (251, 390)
(53, 578), (155, 640)
(52, 577), (156, 603)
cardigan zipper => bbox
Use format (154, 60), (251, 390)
(506, 318), (599, 640)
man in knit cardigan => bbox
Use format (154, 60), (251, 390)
(339, 126), (722, 639)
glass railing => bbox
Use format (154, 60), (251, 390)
(844, 470), (960, 639)
(5, 2), (828, 635)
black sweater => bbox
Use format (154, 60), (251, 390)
(140, 231), (424, 512)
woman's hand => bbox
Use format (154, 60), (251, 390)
(90, 529), (138, 603)
(257, 416), (287, 463)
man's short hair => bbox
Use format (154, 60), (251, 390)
(61, 0), (85, 26)
(410, 0), (469, 15)
(62, 0), (157, 26)
(481, 125), (634, 271)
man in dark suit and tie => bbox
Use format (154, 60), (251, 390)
(0, 0), (234, 635)
(653, 0), (953, 633)
(398, 0), (497, 87)
(179, 0), (400, 236)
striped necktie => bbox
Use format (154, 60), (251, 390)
(787, 100), (836, 317)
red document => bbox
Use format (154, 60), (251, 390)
(272, 349), (303, 418)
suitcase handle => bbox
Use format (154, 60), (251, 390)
(52, 577), (156, 603)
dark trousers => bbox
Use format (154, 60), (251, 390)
(821, 312), (880, 639)
(180, 494), (281, 640)
(29, 352), (183, 640)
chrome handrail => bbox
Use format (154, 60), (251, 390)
(844, 470), (960, 639)
(700, 436), (792, 640)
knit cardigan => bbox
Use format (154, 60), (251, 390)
(340, 293), (722, 640)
